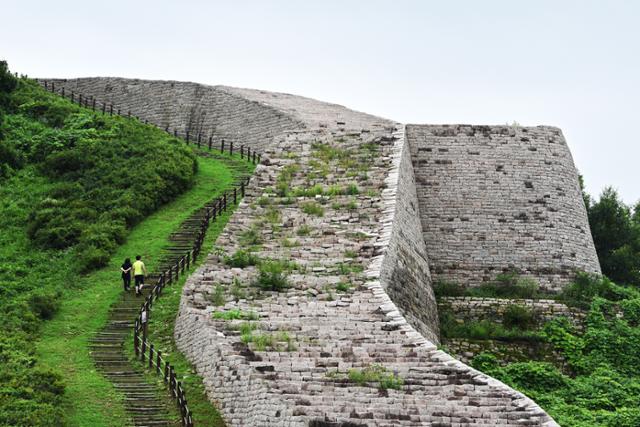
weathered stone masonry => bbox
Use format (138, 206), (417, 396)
(41, 78), (574, 425)
(407, 124), (601, 292)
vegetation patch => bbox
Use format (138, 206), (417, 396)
(434, 273), (543, 299)
(224, 249), (260, 268)
(345, 365), (404, 390)
(254, 260), (291, 291)
(212, 309), (259, 321)
(301, 201), (324, 217)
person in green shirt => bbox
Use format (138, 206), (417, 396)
(132, 255), (147, 296)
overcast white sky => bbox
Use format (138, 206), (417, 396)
(2, 0), (638, 204)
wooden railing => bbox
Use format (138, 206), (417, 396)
(132, 187), (244, 427)
(39, 79), (261, 165)
(40, 78), (257, 427)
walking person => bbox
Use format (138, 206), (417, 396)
(120, 258), (132, 292)
(132, 255), (147, 296)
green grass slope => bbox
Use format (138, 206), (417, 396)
(0, 62), (250, 426)
(38, 156), (250, 426)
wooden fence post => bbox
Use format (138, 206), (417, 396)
(156, 350), (162, 374)
(229, 141), (233, 155)
(208, 136), (212, 150)
(221, 139), (225, 153)
(141, 335), (146, 362)
(134, 321), (139, 357)
(240, 145), (244, 159)
(186, 130), (190, 144)
(149, 344), (154, 369)
(241, 181), (245, 197)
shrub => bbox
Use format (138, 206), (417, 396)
(301, 201), (324, 217)
(620, 298), (640, 326)
(503, 362), (569, 392)
(42, 149), (94, 178)
(292, 184), (324, 197)
(296, 224), (312, 236)
(344, 250), (357, 258)
(76, 244), (111, 273)
(344, 183), (359, 195)
(212, 309), (258, 321)
(0, 60), (18, 110)
(263, 207), (281, 224)
(254, 260), (289, 291)
(441, 317), (542, 342)
(19, 100), (76, 128)
(212, 284), (226, 306)
(433, 280), (465, 297)
(502, 305), (538, 330)
(239, 226), (262, 246)
(337, 262), (364, 274)
(231, 278), (247, 301)
(28, 291), (60, 320)
(470, 352), (500, 372)
(467, 274), (539, 299)
(336, 282), (351, 293)
(559, 272), (638, 309)
(348, 365), (404, 390)
(224, 250), (260, 268)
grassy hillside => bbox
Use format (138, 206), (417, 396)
(0, 62), (244, 426)
(37, 155), (250, 426)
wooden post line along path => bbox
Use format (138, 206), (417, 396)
(41, 80), (259, 426)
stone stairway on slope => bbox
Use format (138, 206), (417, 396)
(88, 163), (250, 426)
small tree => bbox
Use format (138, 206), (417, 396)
(588, 187), (640, 286)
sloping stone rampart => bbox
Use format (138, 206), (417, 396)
(39, 78), (304, 153)
(39, 77), (564, 425)
(407, 124), (601, 292)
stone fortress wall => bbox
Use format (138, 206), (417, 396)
(39, 77), (584, 426)
(407, 124), (601, 292)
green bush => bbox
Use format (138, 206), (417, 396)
(212, 309), (258, 321)
(503, 362), (569, 392)
(239, 226), (262, 246)
(620, 298), (640, 326)
(432, 280), (465, 297)
(559, 272), (638, 309)
(301, 201), (324, 217)
(254, 260), (289, 291)
(224, 250), (260, 268)
(347, 364), (404, 390)
(28, 291), (61, 320)
(467, 273), (540, 299)
(502, 305), (538, 330)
